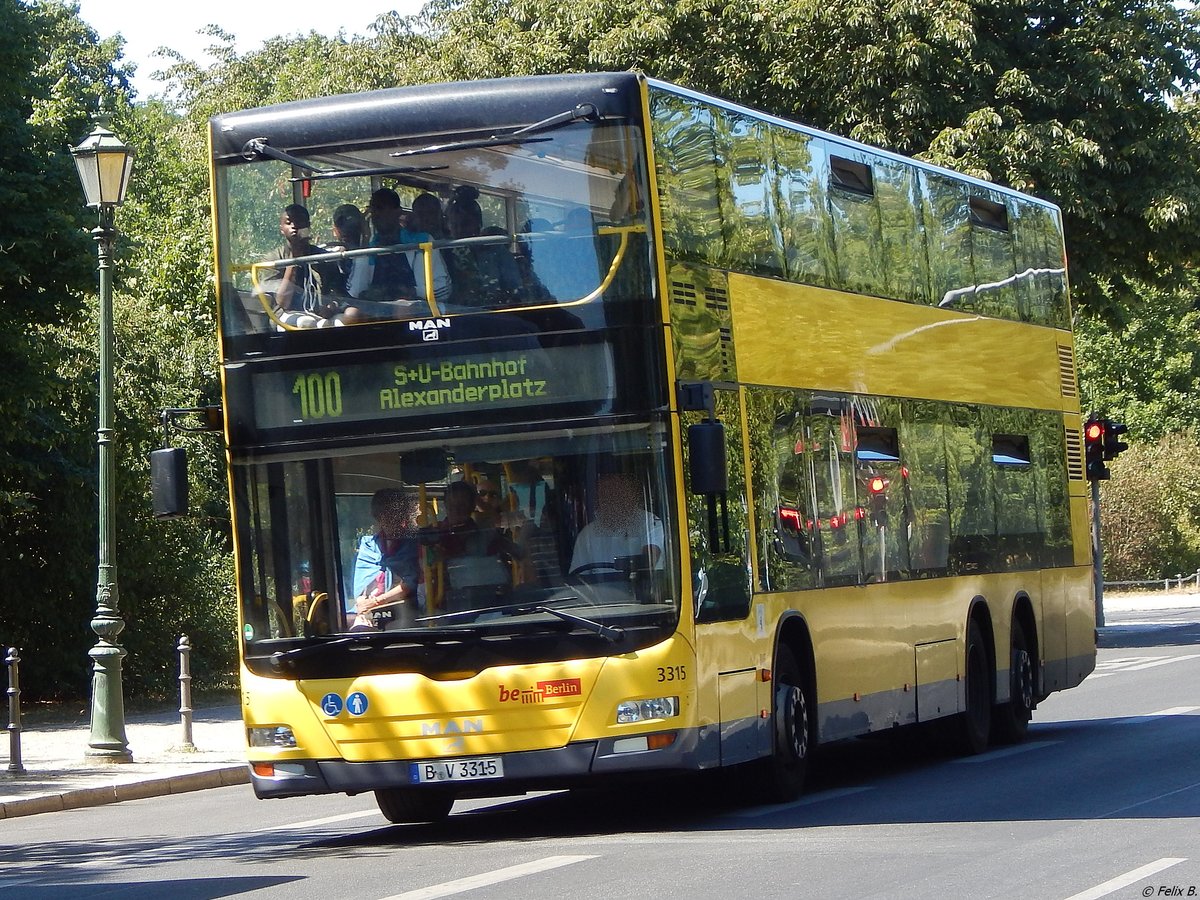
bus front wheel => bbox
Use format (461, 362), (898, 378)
(375, 788), (455, 824)
(755, 645), (811, 802)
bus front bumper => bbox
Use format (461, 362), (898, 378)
(249, 727), (711, 799)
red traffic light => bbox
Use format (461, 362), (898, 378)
(1084, 415), (1110, 480)
(867, 475), (889, 494)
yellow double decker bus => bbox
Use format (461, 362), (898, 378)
(199, 72), (1093, 823)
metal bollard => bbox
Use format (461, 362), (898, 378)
(7, 647), (25, 774)
(178, 635), (195, 751)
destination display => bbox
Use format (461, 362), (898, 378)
(246, 342), (615, 431)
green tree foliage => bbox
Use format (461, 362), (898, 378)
(0, 0), (127, 691)
(0, 2), (235, 700)
(1076, 275), (1200, 441)
(1100, 434), (1200, 581)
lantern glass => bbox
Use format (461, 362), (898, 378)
(72, 123), (134, 208)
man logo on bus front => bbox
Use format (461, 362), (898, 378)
(410, 318), (451, 342)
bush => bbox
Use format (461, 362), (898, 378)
(1100, 432), (1200, 581)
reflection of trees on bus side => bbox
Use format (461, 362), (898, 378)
(742, 386), (1074, 592)
(650, 84), (1069, 329)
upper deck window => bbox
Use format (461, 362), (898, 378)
(969, 196), (1010, 232)
(215, 119), (654, 350)
(829, 156), (874, 197)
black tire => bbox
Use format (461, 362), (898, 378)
(753, 645), (812, 802)
(956, 619), (992, 755)
(992, 619), (1035, 744)
(375, 788), (455, 824)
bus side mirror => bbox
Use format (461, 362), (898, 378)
(150, 447), (189, 519)
(688, 420), (727, 494)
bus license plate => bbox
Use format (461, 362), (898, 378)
(411, 757), (504, 783)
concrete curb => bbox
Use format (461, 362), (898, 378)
(0, 765), (249, 820)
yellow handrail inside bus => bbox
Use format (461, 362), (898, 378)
(419, 241), (441, 317)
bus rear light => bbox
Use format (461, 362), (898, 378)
(248, 725), (297, 748)
(616, 696), (679, 724)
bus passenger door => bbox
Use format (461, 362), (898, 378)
(684, 388), (767, 766)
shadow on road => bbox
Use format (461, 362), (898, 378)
(1099, 621), (1200, 648)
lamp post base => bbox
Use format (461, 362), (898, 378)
(86, 641), (132, 762)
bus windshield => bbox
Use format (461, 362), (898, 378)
(215, 119), (653, 343)
(235, 422), (679, 676)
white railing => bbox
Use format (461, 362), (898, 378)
(1105, 570), (1200, 592)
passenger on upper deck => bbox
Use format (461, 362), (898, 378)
(445, 186), (522, 307)
(328, 203), (371, 299)
(400, 192), (451, 305)
(409, 192), (448, 240)
(364, 188), (418, 302)
(259, 204), (351, 328)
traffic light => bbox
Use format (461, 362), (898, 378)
(1084, 417), (1109, 481)
(1103, 420), (1128, 461)
(866, 474), (889, 525)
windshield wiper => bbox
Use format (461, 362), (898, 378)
(390, 102), (602, 159)
(288, 163), (449, 183)
(415, 594), (581, 626)
(415, 596), (621, 640)
(532, 605), (624, 643)
(240, 137), (451, 183)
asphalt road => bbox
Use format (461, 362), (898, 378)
(2, 624), (1197, 900)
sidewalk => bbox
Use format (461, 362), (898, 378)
(1100, 590), (1200, 617)
(0, 705), (248, 820)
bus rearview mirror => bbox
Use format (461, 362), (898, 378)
(688, 420), (727, 495)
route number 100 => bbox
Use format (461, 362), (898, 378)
(292, 372), (343, 420)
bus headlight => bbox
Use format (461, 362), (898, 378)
(248, 725), (297, 748)
(616, 696), (679, 724)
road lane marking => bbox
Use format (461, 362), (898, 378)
(952, 740), (1060, 763)
(1062, 857), (1186, 900)
(1113, 706), (1200, 725)
(1101, 780), (1200, 818)
(1119, 653), (1200, 671)
(255, 809), (382, 832)
(380, 855), (597, 900)
(1095, 654), (1200, 674)
(731, 786), (874, 817)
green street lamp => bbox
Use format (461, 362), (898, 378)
(71, 118), (135, 762)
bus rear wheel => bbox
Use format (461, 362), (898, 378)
(753, 645), (811, 802)
(992, 619), (1035, 744)
(956, 619), (992, 755)
(375, 788), (455, 824)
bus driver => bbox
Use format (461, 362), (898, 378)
(570, 473), (664, 574)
